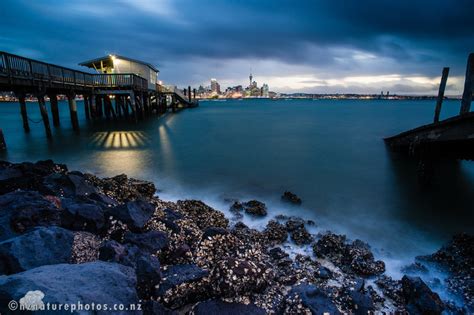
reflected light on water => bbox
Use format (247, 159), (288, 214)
(89, 131), (149, 149)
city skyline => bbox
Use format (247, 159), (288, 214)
(1, 0), (473, 95)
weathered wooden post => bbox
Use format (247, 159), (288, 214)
(67, 92), (80, 133)
(188, 86), (191, 103)
(17, 93), (30, 132)
(115, 95), (122, 118)
(104, 95), (112, 120)
(0, 129), (6, 150)
(37, 94), (52, 139)
(49, 94), (60, 126)
(434, 67), (449, 123)
(84, 95), (90, 120)
(96, 95), (103, 118)
(193, 88), (196, 100)
(130, 91), (138, 123)
(90, 95), (97, 119)
(460, 53), (474, 115)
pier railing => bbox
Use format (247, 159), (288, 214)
(0, 51), (148, 91)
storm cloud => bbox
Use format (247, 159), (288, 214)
(1, 0), (472, 94)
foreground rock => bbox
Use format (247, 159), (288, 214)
(418, 233), (473, 310)
(313, 233), (385, 276)
(231, 200), (268, 217)
(0, 261), (139, 313)
(0, 190), (61, 241)
(286, 284), (341, 314)
(0, 226), (74, 275)
(401, 276), (445, 314)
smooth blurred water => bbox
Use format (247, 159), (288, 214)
(1, 98), (473, 276)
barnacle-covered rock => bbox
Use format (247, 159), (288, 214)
(264, 220), (288, 244)
(177, 200), (229, 229)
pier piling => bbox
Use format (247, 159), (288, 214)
(188, 86), (191, 102)
(37, 94), (52, 139)
(84, 95), (91, 120)
(90, 95), (97, 119)
(17, 93), (30, 132)
(460, 53), (474, 115)
(0, 129), (6, 150)
(49, 94), (60, 127)
(67, 93), (80, 133)
(434, 67), (450, 123)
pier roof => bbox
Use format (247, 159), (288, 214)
(79, 55), (159, 72)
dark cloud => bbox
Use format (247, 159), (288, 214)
(0, 0), (472, 92)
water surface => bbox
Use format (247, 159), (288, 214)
(1, 98), (473, 279)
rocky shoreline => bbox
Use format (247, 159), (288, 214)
(0, 160), (472, 314)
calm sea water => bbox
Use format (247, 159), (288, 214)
(1, 98), (473, 279)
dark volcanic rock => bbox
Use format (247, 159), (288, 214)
(290, 225), (312, 245)
(108, 199), (155, 231)
(313, 233), (385, 276)
(242, 200), (267, 216)
(43, 173), (97, 197)
(156, 264), (209, 297)
(285, 217), (305, 231)
(202, 227), (228, 240)
(0, 190), (61, 240)
(281, 191), (302, 205)
(123, 231), (169, 254)
(268, 247), (289, 260)
(0, 226), (74, 275)
(401, 276), (444, 314)
(264, 220), (288, 244)
(212, 257), (272, 297)
(315, 266), (332, 280)
(418, 233), (473, 309)
(61, 202), (105, 233)
(286, 284), (341, 314)
(99, 240), (162, 299)
(85, 173), (156, 202)
(191, 299), (266, 315)
(0, 261), (139, 312)
(177, 200), (229, 229)
(0, 160), (67, 195)
(401, 262), (429, 274)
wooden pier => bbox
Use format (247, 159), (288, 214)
(385, 53), (474, 161)
(0, 51), (197, 141)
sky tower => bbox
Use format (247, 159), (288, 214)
(249, 69), (253, 87)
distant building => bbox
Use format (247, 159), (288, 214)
(79, 54), (159, 91)
(262, 83), (269, 97)
(210, 78), (221, 94)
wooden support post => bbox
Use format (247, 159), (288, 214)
(18, 94), (30, 132)
(434, 67), (449, 123)
(188, 86), (191, 103)
(90, 95), (97, 119)
(115, 96), (122, 118)
(84, 95), (91, 120)
(37, 94), (52, 139)
(130, 92), (138, 123)
(67, 93), (80, 133)
(96, 95), (103, 118)
(172, 95), (177, 113)
(460, 53), (474, 115)
(193, 88), (196, 100)
(0, 129), (6, 150)
(49, 94), (60, 127)
(104, 95), (112, 120)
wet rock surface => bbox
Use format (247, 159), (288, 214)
(0, 160), (470, 314)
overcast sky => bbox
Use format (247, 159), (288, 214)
(1, 0), (473, 94)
